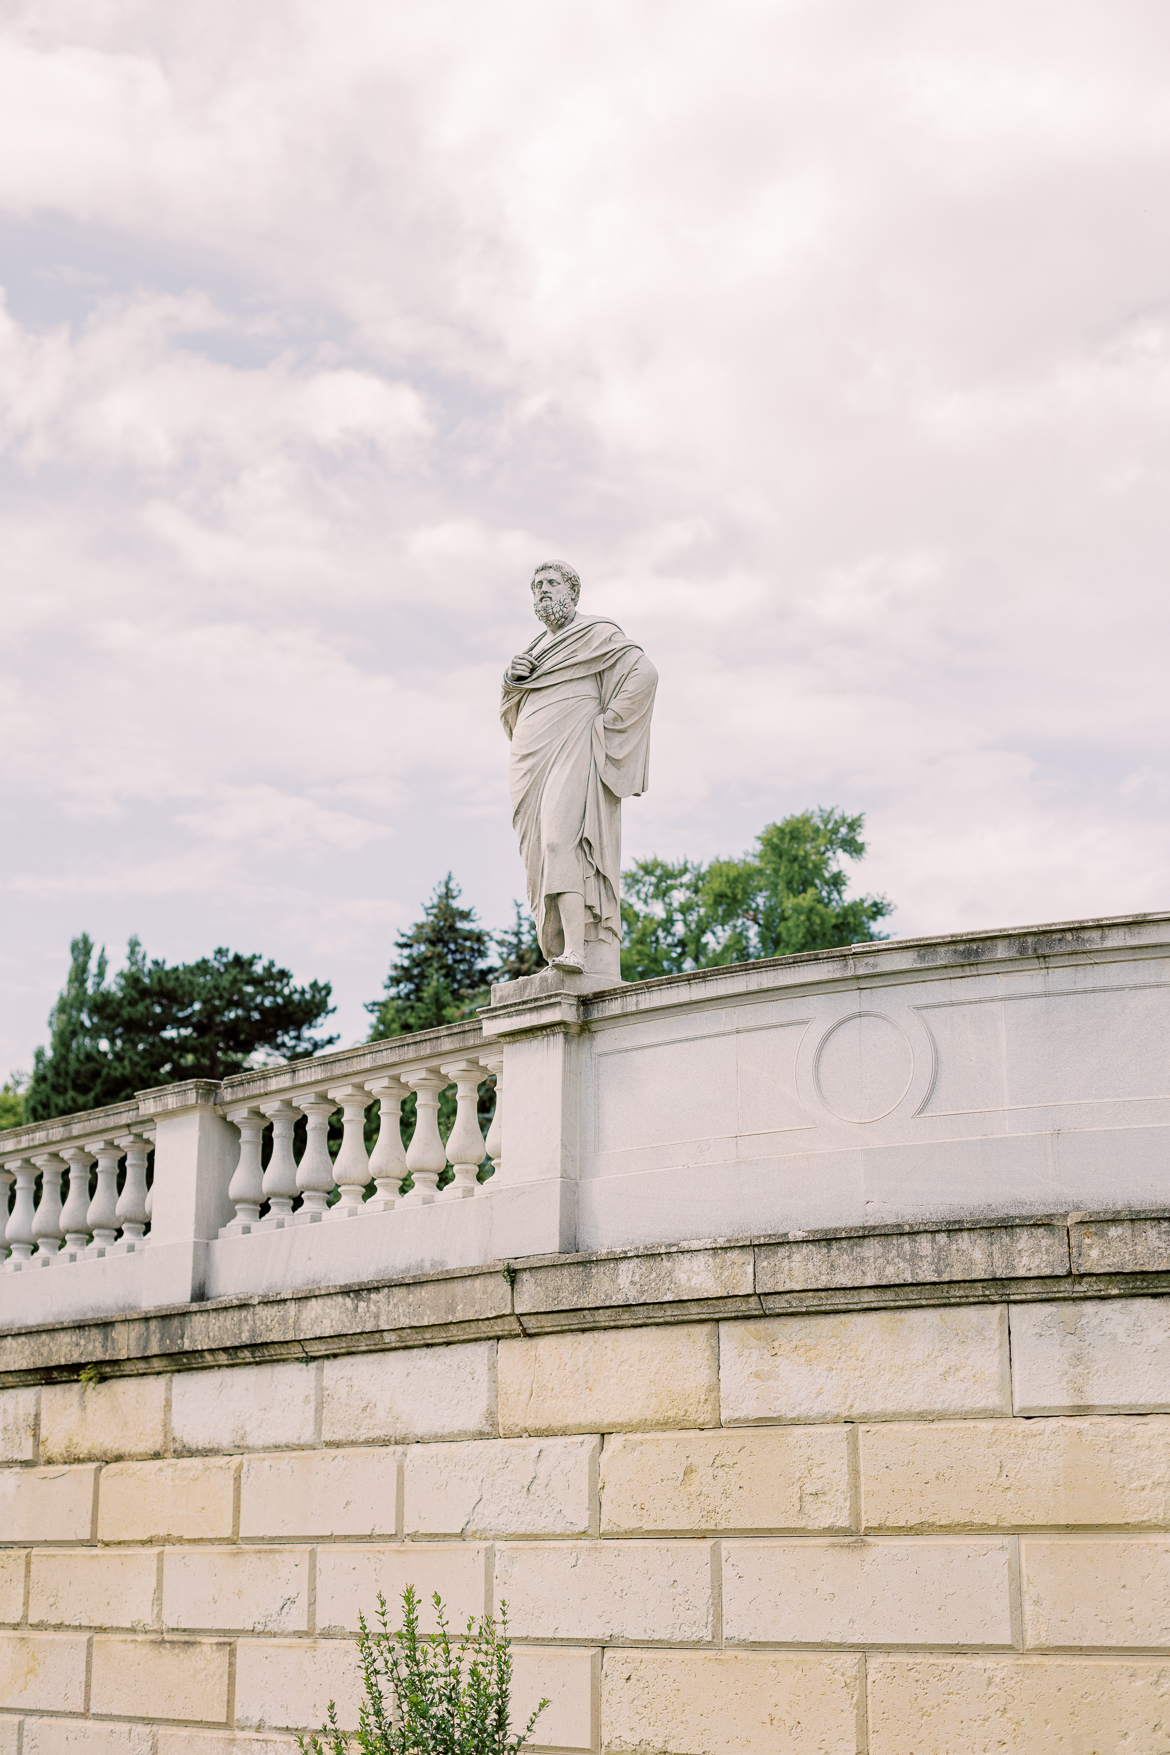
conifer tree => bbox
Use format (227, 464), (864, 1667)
(365, 875), (494, 1040)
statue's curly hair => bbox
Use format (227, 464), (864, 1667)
(531, 559), (581, 598)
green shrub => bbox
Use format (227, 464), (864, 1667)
(300, 1587), (547, 1755)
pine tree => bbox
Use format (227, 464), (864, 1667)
(25, 936), (336, 1122)
(365, 875), (493, 1040)
(492, 902), (547, 983)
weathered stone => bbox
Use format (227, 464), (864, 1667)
(238, 1448), (399, 1540)
(404, 1436), (596, 1537)
(867, 1656), (1170, 1752)
(315, 1544), (487, 1634)
(723, 1538), (1013, 1646)
(322, 1342), (496, 1445)
(601, 1649), (864, 1753)
(0, 1549), (25, 1624)
(758, 1222), (1069, 1298)
(98, 1459), (237, 1543)
(172, 1361), (316, 1454)
(510, 1647), (597, 1753)
(720, 1307), (1010, 1424)
(91, 1636), (230, 1722)
(0, 1632), (87, 1711)
(0, 1717), (17, 1755)
(0, 1464), (96, 1542)
(234, 1638), (363, 1732)
(862, 1416), (1170, 1529)
(162, 1547), (309, 1633)
(24, 1722), (154, 1755)
(498, 1324), (719, 1435)
(0, 1387), (38, 1462)
(1021, 1538), (1170, 1648)
(1070, 1216), (1170, 1276)
(494, 1540), (712, 1642)
(41, 1377), (167, 1463)
(30, 1548), (158, 1630)
(1011, 1297), (1170, 1413)
(601, 1427), (852, 1535)
(158, 1736), (298, 1755)
(515, 1247), (755, 1325)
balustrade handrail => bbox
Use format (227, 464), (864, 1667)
(1, 1013), (499, 1272)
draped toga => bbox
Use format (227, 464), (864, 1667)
(501, 615), (658, 962)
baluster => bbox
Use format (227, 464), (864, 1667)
(0, 1161), (12, 1261)
(440, 1060), (487, 1199)
(86, 1139), (122, 1254)
(59, 1146), (95, 1259)
(114, 1132), (150, 1250)
(326, 1085), (371, 1219)
(298, 1095), (338, 1220)
(402, 1069), (448, 1206)
(259, 1100), (300, 1226)
(222, 1107), (265, 1233)
(141, 1124), (156, 1227)
(3, 1159), (36, 1265)
(479, 1052), (504, 1181)
(365, 1075), (409, 1211)
(31, 1153), (65, 1259)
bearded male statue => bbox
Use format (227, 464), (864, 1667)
(501, 561), (658, 980)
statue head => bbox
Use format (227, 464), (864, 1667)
(531, 560), (580, 632)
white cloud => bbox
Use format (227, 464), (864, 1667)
(2, 0), (1169, 1072)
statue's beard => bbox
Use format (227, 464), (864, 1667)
(536, 596), (576, 631)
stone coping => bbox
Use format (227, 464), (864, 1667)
(1, 1208), (1168, 1387)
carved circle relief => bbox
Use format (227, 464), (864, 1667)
(813, 1010), (915, 1123)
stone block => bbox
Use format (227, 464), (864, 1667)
(510, 1647), (597, 1753)
(0, 1717), (17, 1755)
(172, 1361), (317, 1454)
(234, 1638), (363, 1732)
(1021, 1538), (1170, 1648)
(321, 1342), (495, 1445)
(0, 1388), (39, 1462)
(315, 1543), (487, 1634)
(1070, 1215), (1170, 1275)
(0, 1550), (25, 1624)
(515, 1245), (755, 1320)
(867, 1656), (1170, 1752)
(1011, 1297), (1170, 1414)
(755, 1221), (1068, 1296)
(601, 1427), (852, 1535)
(498, 1325), (719, 1436)
(158, 1738), (298, 1755)
(601, 1649), (864, 1753)
(158, 1737), (298, 1755)
(90, 1636), (231, 1722)
(98, 1458), (237, 1542)
(723, 1538), (1013, 1646)
(24, 1723), (154, 1755)
(862, 1416), (1170, 1530)
(720, 1307), (1010, 1425)
(404, 1436), (597, 1537)
(41, 1377), (167, 1463)
(238, 1448), (399, 1540)
(0, 1465), (97, 1542)
(30, 1548), (159, 1630)
(494, 1541), (712, 1643)
(0, 1633), (87, 1711)
(162, 1547), (309, 1633)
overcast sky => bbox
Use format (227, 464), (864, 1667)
(2, 0), (1169, 1073)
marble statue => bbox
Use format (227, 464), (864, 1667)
(501, 560), (658, 979)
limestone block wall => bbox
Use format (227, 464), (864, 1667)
(3, 1279), (1170, 1753)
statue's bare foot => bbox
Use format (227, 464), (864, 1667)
(551, 949), (586, 973)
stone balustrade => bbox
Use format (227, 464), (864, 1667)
(4, 909), (1170, 1332)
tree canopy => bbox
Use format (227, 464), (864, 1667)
(621, 808), (892, 981)
(365, 874), (495, 1041)
(24, 935), (337, 1123)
